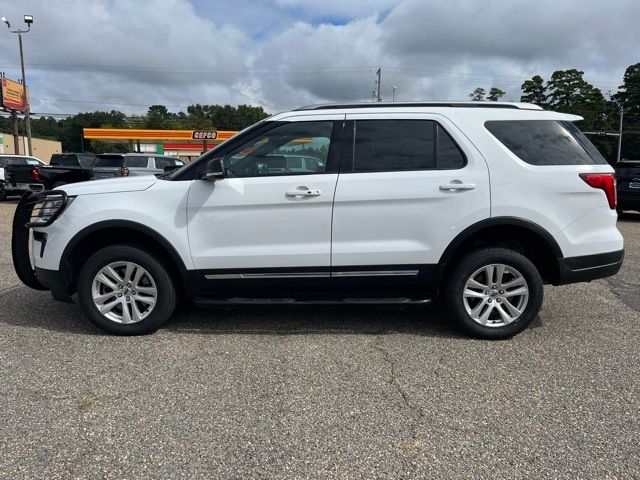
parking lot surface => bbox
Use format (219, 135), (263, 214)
(0, 199), (638, 479)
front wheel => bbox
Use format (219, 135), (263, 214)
(443, 248), (543, 339)
(77, 244), (177, 335)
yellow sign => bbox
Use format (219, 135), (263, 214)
(1, 77), (29, 112)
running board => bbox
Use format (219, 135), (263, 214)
(193, 297), (432, 307)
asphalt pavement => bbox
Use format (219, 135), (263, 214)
(0, 198), (638, 479)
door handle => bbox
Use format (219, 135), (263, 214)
(439, 182), (476, 192)
(285, 187), (322, 198)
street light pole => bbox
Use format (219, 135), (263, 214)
(2, 15), (33, 156)
(616, 103), (623, 164)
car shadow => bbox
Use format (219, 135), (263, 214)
(0, 287), (463, 338)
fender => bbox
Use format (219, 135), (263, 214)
(436, 216), (563, 277)
(59, 219), (188, 273)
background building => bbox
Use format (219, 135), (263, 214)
(0, 133), (61, 162)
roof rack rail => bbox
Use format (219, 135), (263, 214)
(294, 102), (540, 111)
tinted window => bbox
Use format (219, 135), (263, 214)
(0, 157), (25, 166)
(154, 157), (173, 169)
(94, 156), (124, 167)
(125, 157), (149, 168)
(353, 120), (435, 172)
(225, 121), (333, 177)
(51, 155), (79, 166)
(485, 120), (607, 166)
(78, 154), (96, 168)
(437, 125), (466, 169)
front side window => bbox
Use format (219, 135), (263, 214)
(485, 120), (607, 166)
(224, 121), (333, 178)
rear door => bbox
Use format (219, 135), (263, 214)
(331, 113), (490, 291)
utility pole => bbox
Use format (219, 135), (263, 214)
(2, 15), (34, 156)
(375, 67), (382, 102)
(611, 93), (624, 164)
(10, 110), (20, 155)
(18, 33), (32, 156)
(615, 103), (623, 164)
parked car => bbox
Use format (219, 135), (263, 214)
(0, 154), (45, 200)
(4, 152), (96, 191)
(12, 102), (623, 338)
(91, 153), (185, 179)
(615, 160), (640, 213)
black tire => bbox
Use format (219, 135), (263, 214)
(77, 244), (176, 335)
(0, 183), (7, 201)
(443, 247), (543, 340)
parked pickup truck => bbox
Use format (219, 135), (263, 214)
(5, 153), (97, 191)
(0, 155), (45, 200)
(91, 153), (185, 179)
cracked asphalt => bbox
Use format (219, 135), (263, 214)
(0, 199), (638, 479)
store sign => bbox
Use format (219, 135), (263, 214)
(192, 130), (217, 140)
(1, 77), (29, 112)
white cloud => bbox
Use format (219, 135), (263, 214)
(0, 0), (637, 115)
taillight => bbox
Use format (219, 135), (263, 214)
(579, 173), (616, 210)
(32, 165), (40, 181)
(120, 166), (130, 177)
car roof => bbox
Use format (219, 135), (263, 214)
(294, 101), (543, 111)
(272, 101), (582, 122)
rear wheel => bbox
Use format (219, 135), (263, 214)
(77, 244), (176, 335)
(444, 248), (543, 339)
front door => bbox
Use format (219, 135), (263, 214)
(330, 113), (490, 293)
(187, 116), (343, 291)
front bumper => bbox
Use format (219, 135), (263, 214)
(556, 249), (624, 285)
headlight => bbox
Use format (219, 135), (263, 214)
(26, 192), (75, 227)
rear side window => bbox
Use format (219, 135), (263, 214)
(485, 120), (607, 165)
(125, 157), (149, 168)
(351, 120), (465, 172)
(353, 120), (435, 172)
(51, 155), (79, 166)
(154, 157), (173, 169)
(94, 156), (124, 167)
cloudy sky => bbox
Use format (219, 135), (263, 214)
(0, 0), (638, 116)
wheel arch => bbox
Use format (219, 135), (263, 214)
(436, 217), (563, 285)
(60, 220), (188, 294)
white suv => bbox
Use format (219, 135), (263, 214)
(12, 102), (624, 339)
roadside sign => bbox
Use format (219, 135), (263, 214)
(1, 77), (29, 112)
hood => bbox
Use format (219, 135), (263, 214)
(58, 175), (158, 196)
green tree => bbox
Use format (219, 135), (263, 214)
(487, 87), (506, 101)
(613, 63), (640, 161)
(144, 104), (172, 129)
(469, 87), (486, 101)
(520, 75), (546, 106)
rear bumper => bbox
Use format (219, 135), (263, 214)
(556, 249), (624, 285)
(617, 193), (640, 211)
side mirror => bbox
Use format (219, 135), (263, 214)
(201, 158), (225, 181)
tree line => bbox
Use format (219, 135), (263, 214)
(469, 63), (640, 162)
(0, 104), (269, 154)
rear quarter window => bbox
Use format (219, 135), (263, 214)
(485, 120), (607, 166)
